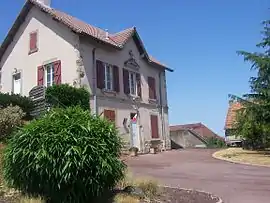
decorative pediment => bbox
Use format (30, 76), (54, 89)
(124, 50), (140, 70)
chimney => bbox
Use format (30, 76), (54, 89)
(37, 0), (51, 7)
(105, 29), (109, 40)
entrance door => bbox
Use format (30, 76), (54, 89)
(130, 113), (140, 149)
(13, 73), (21, 94)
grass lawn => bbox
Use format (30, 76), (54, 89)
(213, 148), (270, 167)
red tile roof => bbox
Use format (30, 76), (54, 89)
(170, 123), (224, 140)
(0, 0), (172, 71)
(224, 102), (243, 129)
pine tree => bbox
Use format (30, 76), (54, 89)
(232, 20), (270, 149)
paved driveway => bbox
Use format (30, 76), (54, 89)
(127, 149), (270, 203)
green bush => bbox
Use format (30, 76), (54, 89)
(0, 106), (25, 140)
(46, 84), (90, 110)
(206, 137), (226, 148)
(3, 107), (125, 202)
(0, 93), (33, 117)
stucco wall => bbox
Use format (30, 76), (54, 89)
(170, 130), (206, 149)
(0, 7), (79, 95)
(80, 37), (170, 151)
(0, 5), (170, 152)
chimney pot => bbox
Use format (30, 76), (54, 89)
(105, 29), (109, 40)
(37, 0), (51, 7)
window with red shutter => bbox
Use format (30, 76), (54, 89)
(96, 60), (105, 89)
(113, 65), (120, 92)
(54, 60), (62, 85)
(37, 65), (44, 86)
(136, 73), (141, 98)
(29, 31), (38, 54)
(148, 77), (156, 100)
(151, 115), (159, 138)
(123, 69), (130, 94)
(104, 109), (116, 123)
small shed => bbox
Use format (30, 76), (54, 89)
(170, 128), (207, 149)
(170, 123), (223, 149)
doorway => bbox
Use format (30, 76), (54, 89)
(130, 113), (140, 150)
(13, 73), (21, 94)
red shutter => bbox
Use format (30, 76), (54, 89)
(136, 73), (141, 97)
(96, 60), (105, 89)
(37, 65), (44, 86)
(54, 60), (61, 85)
(123, 69), (130, 94)
(110, 110), (116, 122)
(148, 77), (156, 99)
(113, 65), (120, 92)
(151, 115), (159, 138)
(104, 110), (115, 123)
(30, 32), (37, 52)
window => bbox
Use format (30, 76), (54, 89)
(105, 63), (113, 91)
(123, 69), (141, 97)
(148, 76), (157, 100)
(45, 63), (55, 87)
(150, 115), (159, 139)
(96, 60), (120, 92)
(129, 71), (137, 96)
(104, 109), (116, 123)
(29, 31), (38, 54)
(37, 60), (61, 86)
(12, 72), (21, 95)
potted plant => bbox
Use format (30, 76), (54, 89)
(129, 147), (139, 157)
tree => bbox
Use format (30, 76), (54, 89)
(232, 20), (270, 149)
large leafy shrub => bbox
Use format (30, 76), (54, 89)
(3, 107), (125, 202)
(0, 93), (33, 117)
(0, 106), (25, 140)
(46, 84), (90, 110)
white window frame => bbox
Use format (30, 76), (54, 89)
(104, 63), (113, 91)
(128, 71), (137, 96)
(45, 63), (54, 87)
(12, 72), (22, 95)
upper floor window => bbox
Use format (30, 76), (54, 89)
(29, 31), (38, 54)
(96, 60), (119, 92)
(123, 68), (141, 97)
(129, 71), (137, 96)
(105, 63), (113, 91)
(148, 76), (157, 100)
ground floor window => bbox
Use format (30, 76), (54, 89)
(104, 109), (116, 123)
(12, 72), (21, 94)
(151, 115), (159, 138)
(45, 63), (55, 87)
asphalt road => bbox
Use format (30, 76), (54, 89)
(127, 149), (270, 203)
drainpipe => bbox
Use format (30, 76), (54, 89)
(159, 70), (166, 150)
(92, 48), (98, 115)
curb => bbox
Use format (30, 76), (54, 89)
(161, 185), (223, 203)
(212, 151), (270, 168)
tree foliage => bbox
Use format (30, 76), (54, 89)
(45, 84), (90, 110)
(0, 105), (25, 141)
(206, 137), (226, 148)
(0, 93), (33, 118)
(3, 107), (126, 202)
(232, 20), (270, 149)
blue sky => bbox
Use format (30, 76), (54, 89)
(0, 0), (269, 136)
